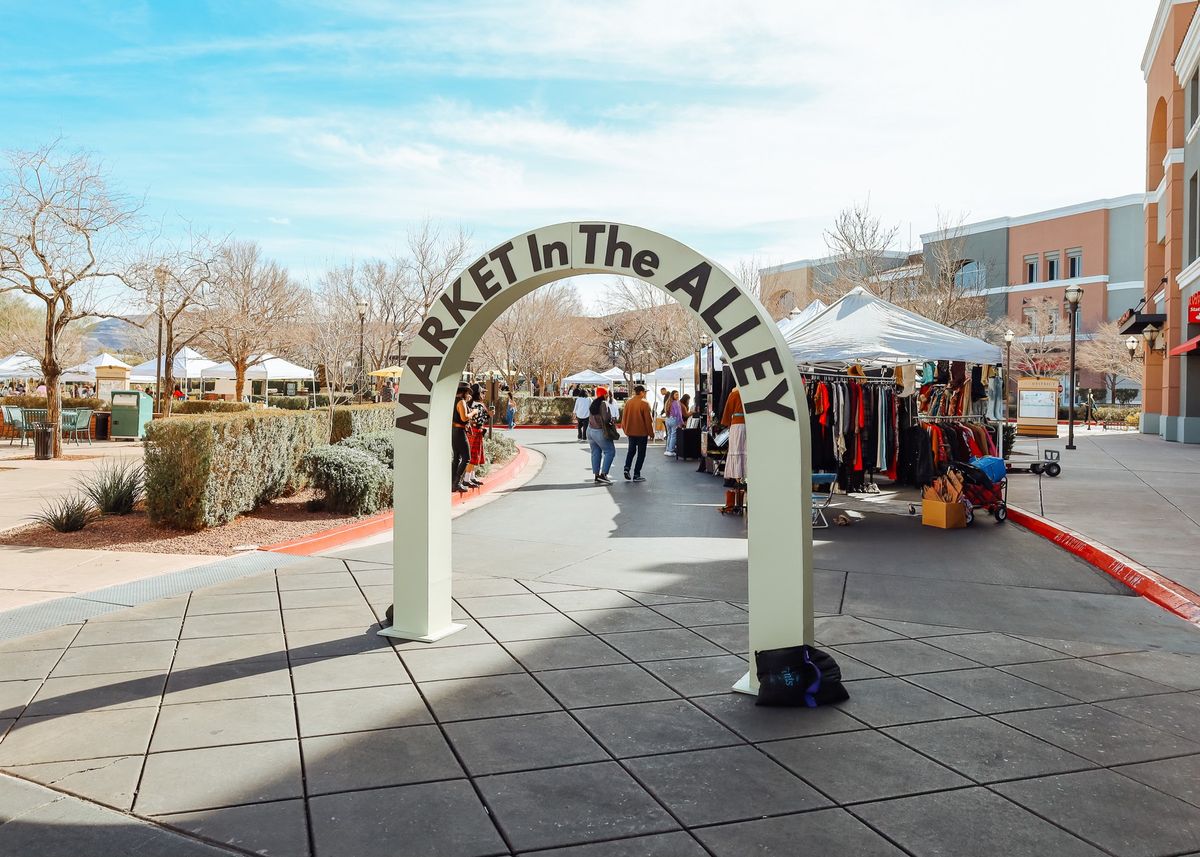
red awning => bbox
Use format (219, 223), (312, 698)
(1169, 334), (1200, 356)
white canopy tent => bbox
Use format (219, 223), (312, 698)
(128, 347), (217, 385)
(600, 367), (627, 383)
(61, 353), (132, 383)
(785, 287), (1001, 366)
(562, 369), (611, 386)
(776, 299), (827, 339)
(0, 351), (41, 380)
(200, 355), (316, 403)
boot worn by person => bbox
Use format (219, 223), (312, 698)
(718, 488), (737, 514)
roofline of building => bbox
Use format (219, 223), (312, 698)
(1144, 0), (1193, 79)
(919, 194), (1149, 244)
(1175, 4), (1200, 82)
(760, 250), (911, 275)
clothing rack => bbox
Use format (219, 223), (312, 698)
(800, 373), (895, 384)
(918, 414), (989, 422)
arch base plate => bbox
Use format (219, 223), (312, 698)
(377, 622), (466, 643)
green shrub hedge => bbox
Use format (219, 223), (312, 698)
(302, 445), (392, 516)
(336, 431), (392, 468)
(330, 404), (393, 443)
(144, 410), (323, 529)
(314, 393), (353, 407)
(267, 396), (311, 410)
(3, 395), (105, 411)
(171, 401), (251, 414)
(513, 396), (574, 425)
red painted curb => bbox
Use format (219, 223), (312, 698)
(262, 446), (531, 556)
(1008, 505), (1200, 626)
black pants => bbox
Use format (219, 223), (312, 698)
(451, 428), (470, 488)
(625, 436), (648, 476)
(577, 417), (588, 439)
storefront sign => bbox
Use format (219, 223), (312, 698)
(1189, 291), (1200, 324)
(389, 222), (814, 695)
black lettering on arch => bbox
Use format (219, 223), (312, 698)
(744, 380), (795, 421)
(663, 262), (711, 312)
(406, 355), (441, 392)
(395, 393), (431, 436)
(717, 315), (761, 359)
(438, 278), (481, 325)
(418, 316), (457, 354)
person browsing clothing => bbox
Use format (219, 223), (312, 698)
(664, 390), (683, 456)
(587, 387), (617, 484)
(621, 384), (653, 481)
(573, 387), (591, 440)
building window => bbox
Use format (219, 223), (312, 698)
(1045, 253), (1059, 282)
(954, 260), (986, 291)
(1023, 307), (1038, 335)
(1067, 249), (1082, 279)
(1191, 173), (1199, 264)
(1024, 255), (1038, 284)
(1191, 70), (1199, 126)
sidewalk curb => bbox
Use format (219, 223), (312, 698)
(261, 446), (531, 556)
(1008, 504), (1200, 626)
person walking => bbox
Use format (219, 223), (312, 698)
(451, 384), (472, 492)
(622, 384), (653, 481)
(505, 396), (516, 431)
(664, 390), (683, 456)
(573, 387), (591, 440)
(463, 382), (490, 487)
(587, 387), (617, 484)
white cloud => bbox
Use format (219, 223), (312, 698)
(88, 0), (1153, 282)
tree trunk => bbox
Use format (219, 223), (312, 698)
(44, 308), (63, 458)
(162, 329), (176, 417)
(235, 363), (246, 402)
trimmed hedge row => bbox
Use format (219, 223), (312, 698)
(513, 396), (574, 425)
(172, 401), (251, 414)
(302, 445), (391, 516)
(144, 410), (324, 530)
(336, 431), (393, 468)
(3, 395), (105, 411)
(267, 396), (311, 410)
(330, 404), (393, 442)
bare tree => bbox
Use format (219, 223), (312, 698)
(0, 294), (42, 357)
(291, 290), (359, 440)
(201, 241), (305, 401)
(595, 278), (701, 386)
(404, 219), (473, 321)
(475, 284), (591, 393)
(319, 257), (411, 391)
(128, 229), (222, 415)
(998, 299), (1069, 377)
(905, 212), (992, 337)
(0, 141), (139, 456)
(819, 201), (902, 301)
(1078, 319), (1142, 402)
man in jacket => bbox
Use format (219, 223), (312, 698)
(622, 384), (654, 481)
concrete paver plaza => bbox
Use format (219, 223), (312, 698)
(1, 431), (1199, 856)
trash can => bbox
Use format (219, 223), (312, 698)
(93, 411), (111, 441)
(33, 422), (54, 460)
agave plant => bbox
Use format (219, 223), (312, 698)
(78, 459), (145, 515)
(32, 494), (97, 533)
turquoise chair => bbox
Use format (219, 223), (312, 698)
(2, 405), (29, 446)
(69, 408), (93, 445)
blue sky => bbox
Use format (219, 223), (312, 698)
(2, 0), (1155, 307)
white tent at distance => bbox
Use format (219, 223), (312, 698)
(561, 369), (611, 386)
(128, 347), (217, 384)
(776, 299), (827, 339)
(199, 355), (315, 382)
(0, 351), (42, 380)
(61, 353), (132, 383)
(785, 286), (1001, 366)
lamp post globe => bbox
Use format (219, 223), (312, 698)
(1126, 335), (1139, 358)
(1064, 286), (1082, 450)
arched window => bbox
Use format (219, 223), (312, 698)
(954, 260), (986, 291)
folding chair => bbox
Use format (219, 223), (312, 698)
(811, 473), (836, 529)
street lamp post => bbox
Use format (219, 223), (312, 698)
(1003, 329), (1014, 426)
(154, 265), (167, 413)
(356, 299), (368, 404)
(1064, 284), (1083, 450)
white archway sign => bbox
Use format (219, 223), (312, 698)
(384, 222), (813, 693)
